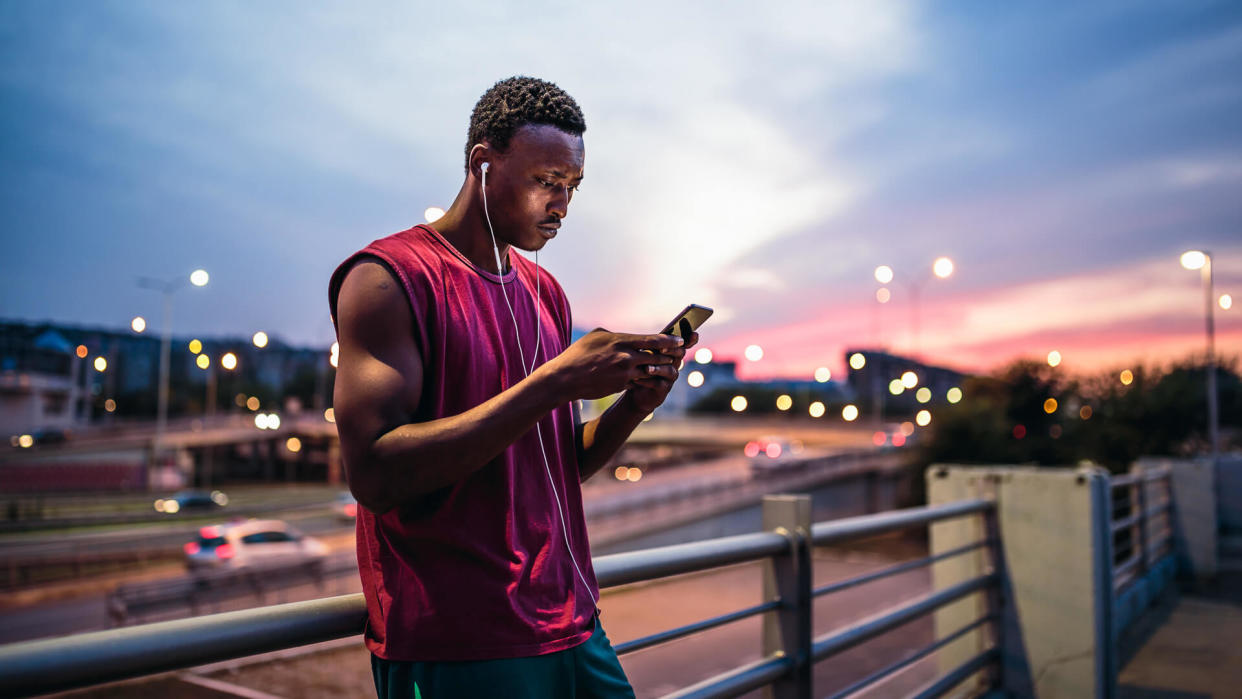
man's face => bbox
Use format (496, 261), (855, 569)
(485, 124), (585, 252)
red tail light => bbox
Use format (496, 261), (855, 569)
(344, 503), (357, 517)
(765, 443), (782, 458)
(892, 433), (907, 447)
(744, 441), (760, 458)
(215, 543), (236, 559)
(183, 542), (200, 555)
(200, 526), (220, 539)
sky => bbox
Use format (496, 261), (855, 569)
(2, 1), (1240, 380)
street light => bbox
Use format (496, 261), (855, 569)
(138, 270), (208, 460)
(1181, 249), (1219, 461)
(875, 257), (955, 358)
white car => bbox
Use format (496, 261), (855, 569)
(184, 519), (328, 570)
(745, 436), (800, 470)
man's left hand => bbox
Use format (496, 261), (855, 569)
(624, 330), (699, 415)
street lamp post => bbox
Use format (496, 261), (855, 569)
(138, 269), (208, 464)
(1181, 250), (1218, 461)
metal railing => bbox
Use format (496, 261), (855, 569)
(1110, 465), (1174, 593)
(0, 498), (1000, 698)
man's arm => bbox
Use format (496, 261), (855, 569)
(333, 261), (683, 514)
(575, 332), (699, 482)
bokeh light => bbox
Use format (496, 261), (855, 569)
(901, 371), (918, 388)
(744, 344), (764, 362)
(188, 339), (202, 354)
(872, 431), (887, 446)
(933, 257), (954, 279)
(888, 379), (904, 395)
(814, 367), (831, 383)
(1046, 350), (1062, 367)
(1120, 369), (1134, 386)
(246, 396), (260, 411)
(221, 352), (238, 371)
(849, 353), (866, 370)
(131, 316), (146, 333)
(324, 408), (335, 423)
(93, 356), (107, 372)
(196, 354), (210, 370)
(286, 437), (302, 453)
(1080, 405), (1093, 420)
(1180, 250), (1206, 270)
(424, 206), (445, 223)
(900, 421), (915, 436)
(75, 345), (88, 358)
(808, 401), (826, 418)
(876, 288), (891, 303)
(252, 331), (269, 348)
(874, 265), (894, 284)
(947, 387), (963, 404)
(842, 404), (859, 421)
(915, 387), (931, 403)
(694, 348), (713, 364)
(627, 467), (643, 482)
(1043, 398), (1058, 414)
(1221, 294), (1233, 310)
(104, 399), (117, 412)
(189, 269), (209, 287)
(731, 396), (748, 412)
(776, 394), (793, 411)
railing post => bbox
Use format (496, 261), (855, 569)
(1132, 465), (1149, 576)
(762, 494), (812, 699)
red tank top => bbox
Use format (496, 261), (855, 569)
(328, 224), (597, 661)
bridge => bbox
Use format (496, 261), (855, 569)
(0, 454), (1237, 697)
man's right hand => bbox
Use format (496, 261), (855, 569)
(539, 328), (684, 402)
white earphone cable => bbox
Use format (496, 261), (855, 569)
(480, 167), (597, 608)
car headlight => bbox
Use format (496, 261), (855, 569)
(211, 491), (229, 506)
(164, 500), (180, 514)
(154, 499), (165, 512)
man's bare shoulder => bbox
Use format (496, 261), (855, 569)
(337, 259), (411, 340)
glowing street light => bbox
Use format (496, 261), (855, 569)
(196, 354), (210, 370)
(744, 345), (764, 362)
(915, 387), (931, 403)
(188, 339), (203, 354)
(1221, 294), (1233, 310)
(808, 401), (826, 418)
(849, 353), (866, 370)
(1181, 249), (1219, 459)
(424, 207), (445, 223)
(888, 379), (905, 396)
(814, 367), (832, 383)
(933, 257), (955, 279)
(731, 396), (748, 412)
(874, 265), (894, 284)
(189, 269), (210, 287)
(138, 269), (209, 458)
(842, 404), (859, 421)
(324, 408), (335, 423)
(695, 348), (713, 364)
(93, 356), (108, 372)
(901, 371), (918, 388)
(775, 394), (793, 411)
(252, 331), (269, 349)
(1043, 398), (1058, 414)
(916, 410), (932, 426)
(221, 352), (238, 371)
(131, 316), (147, 333)
(687, 370), (705, 388)
(1047, 350), (1062, 368)
(1120, 369), (1134, 386)
(947, 387), (963, 404)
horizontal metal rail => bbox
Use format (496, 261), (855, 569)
(0, 498), (999, 698)
(812, 574), (997, 662)
(593, 531), (789, 588)
(826, 614), (996, 699)
(909, 648), (1000, 699)
(1110, 474), (1139, 488)
(663, 654), (794, 699)
(813, 540), (991, 598)
(0, 593), (366, 698)
(811, 499), (994, 546)
(1111, 513), (1140, 533)
(1142, 468), (1172, 482)
(614, 599), (781, 655)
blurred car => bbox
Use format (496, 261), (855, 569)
(154, 489), (229, 514)
(332, 491), (358, 521)
(744, 436), (795, 470)
(184, 519), (328, 570)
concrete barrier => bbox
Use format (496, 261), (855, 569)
(1135, 457), (1216, 580)
(927, 465), (1115, 699)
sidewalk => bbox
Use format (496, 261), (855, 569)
(1119, 577), (1242, 698)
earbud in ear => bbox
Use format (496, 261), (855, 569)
(480, 162), (489, 173)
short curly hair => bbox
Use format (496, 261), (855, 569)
(465, 76), (586, 170)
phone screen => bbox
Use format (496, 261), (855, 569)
(660, 304), (714, 341)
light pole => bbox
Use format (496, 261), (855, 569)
(1180, 250), (1218, 461)
(874, 257), (954, 359)
(138, 269), (208, 462)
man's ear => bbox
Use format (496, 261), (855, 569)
(468, 143), (492, 180)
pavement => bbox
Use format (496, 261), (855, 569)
(1118, 572), (1242, 699)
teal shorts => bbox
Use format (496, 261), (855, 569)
(371, 616), (635, 699)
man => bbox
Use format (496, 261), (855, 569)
(329, 76), (697, 698)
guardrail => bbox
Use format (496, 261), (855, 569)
(0, 497), (1000, 698)
(1110, 465), (1174, 593)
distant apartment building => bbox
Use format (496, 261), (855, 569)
(0, 328), (83, 435)
(843, 348), (969, 416)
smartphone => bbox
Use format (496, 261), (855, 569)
(659, 304), (713, 341)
